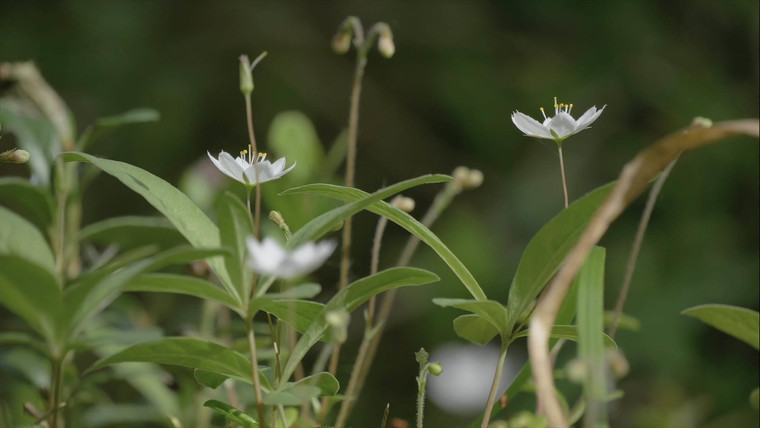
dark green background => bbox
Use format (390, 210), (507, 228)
(1, 1), (758, 426)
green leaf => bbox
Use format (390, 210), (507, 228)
(124, 273), (240, 311)
(681, 304), (759, 350)
(0, 255), (61, 344)
(87, 338), (266, 388)
(576, 246), (607, 426)
(0, 205), (55, 274)
(750, 388), (759, 410)
(267, 111), (324, 182)
(204, 399), (259, 428)
(63, 247), (228, 340)
(506, 182), (615, 332)
(280, 267), (439, 382)
(256, 300), (325, 337)
(0, 332), (49, 356)
(453, 314), (499, 346)
(77, 108), (160, 151)
(248, 283), (322, 315)
(216, 192), (254, 303)
(78, 216), (187, 251)
(283, 174), (453, 249)
(282, 181), (486, 301)
(433, 298), (509, 335)
(62, 152), (238, 300)
(512, 325), (616, 348)
(194, 368), (229, 389)
(0, 177), (55, 232)
(263, 373), (339, 405)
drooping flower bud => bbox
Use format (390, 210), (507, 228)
(391, 195), (415, 213)
(0, 149), (30, 164)
(464, 169), (484, 189)
(332, 29), (352, 54)
(377, 28), (395, 58)
(452, 166), (470, 188)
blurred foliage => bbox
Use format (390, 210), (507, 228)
(1, 1), (758, 426)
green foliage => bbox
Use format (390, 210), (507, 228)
(681, 304), (759, 350)
(204, 399), (259, 427)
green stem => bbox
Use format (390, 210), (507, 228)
(48, 357), (63, 428)
(247, 319), (266, 425)
(558, 146), (569, 209)
(481, 340), (509, 428)
(416, 368), (427, 428)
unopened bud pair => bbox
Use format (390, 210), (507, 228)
(452, 166), (484, 190)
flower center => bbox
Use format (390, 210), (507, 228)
(541, 97), (574, 119)
(239, 144), (267, 165)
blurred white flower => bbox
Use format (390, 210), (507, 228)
(207, 146), (295, 187)
(246, 237), (336, 280)
(511, 97), (606, 144)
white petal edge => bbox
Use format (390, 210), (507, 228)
(511, 112), (553, 139)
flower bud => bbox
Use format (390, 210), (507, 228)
(0, 149), (30, 164)
(427, 362), (442, 376)
(378, 30), (395, 58)
(391, 195), (415, 213)
(332, 29), (352, 54)
(239, 55), (253, 95)
(606, 349), (630, 378)
(465, 169), (484, 189)
(452, 166), (470, 188)
(269, 210), (285, 227)
(564, 358), (588, 383)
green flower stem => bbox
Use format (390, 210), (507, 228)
(327, 19), (370, 415)
(48, 357), (62, 428)
(481, 341), (509, 428)
(267, 312), (283, 382)
(246, 318), (266, 425)
(557, 146), (569, 209)
(243, 93), (262, 240)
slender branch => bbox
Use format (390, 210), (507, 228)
(558, 146), (569, 209)
(528, 119), (758, 427)
(609, 157), (678, 339)
(48, 358), (62, 428)
(481, 341), (508, 428)
(243, 94), (262, 239)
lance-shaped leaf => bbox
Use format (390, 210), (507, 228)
(453, 314), (499, 346)
(216, 192), (254, 302)
(280, 267), (439, 382)
(0, 205), (56, 275)
(282, 182), (487, 301)
(506, 183), (614, 332)
(433, 298), (509, 336)
(77, 108), (160, 152)
(88, 337), (269, 389)
(62, 152), (239, 301)
(682, 304), (759, 350)
(0, 255), (61, 344)
(78, 216), (187, 252)
(125, 273), (240, 311)
(263, 372), (339, 405)
(282, 174), (452, 249)
(0, 177), (55, 233)
(63, 247), (228, 340)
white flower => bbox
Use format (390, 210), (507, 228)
(207, 146), (295, 186)
(511, 97), (606, 145)
(246, 237), (336, 280)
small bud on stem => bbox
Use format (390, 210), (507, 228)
(0, 149), (30, 164)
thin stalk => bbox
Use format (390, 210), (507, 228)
(243, 94), (262, 239)
(609, 157), (678, 339)
(381, 403), (390, 428)
(267, 313), (283, 382)
(334, 214), (388, 426)
(558, 146), (569, 209)
(327, 28), (370, 412)
(48, 357), (63, 428)
(247, 319), (266, 425)
(481, 341), (509, 428)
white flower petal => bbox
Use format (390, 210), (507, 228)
(218, 151), (246, 181)
(245, 237), (334, 279)
(247, 237), (287, 273)
(547, 112), (578, 138)
(575, 105), (606, 130)
(511, 112), (553, 139)
(271, 157), (286, 172)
